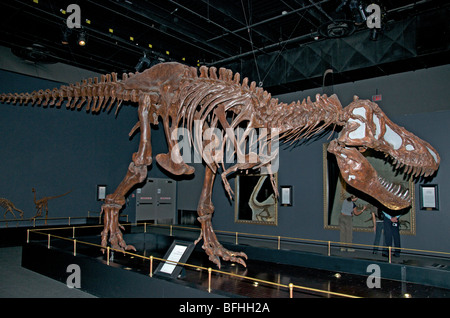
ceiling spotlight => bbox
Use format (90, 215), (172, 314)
(61, 28), (72, 45)
(78, 31), (87, 46)
(319, 20), (355, 38)
(345, 0), (367, 25)
(135, 53), (152, 72)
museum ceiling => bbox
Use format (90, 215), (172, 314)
(0, 0), (449, 94)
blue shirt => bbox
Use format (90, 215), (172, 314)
(382, 211), (400, 220)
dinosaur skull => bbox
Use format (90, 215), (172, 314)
(328, 96), (440, 210)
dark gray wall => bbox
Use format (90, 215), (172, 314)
(1, 65), (448, 254)
(277, 64), (450, 116)
(0, 70), (139, 224)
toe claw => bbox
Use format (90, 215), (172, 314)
(125, 245), (136, 252)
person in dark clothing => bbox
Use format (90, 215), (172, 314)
(382, 210), (401, 257)
(371, 207), (384, 254)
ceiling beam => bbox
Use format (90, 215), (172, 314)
(207, 0), (330, 43)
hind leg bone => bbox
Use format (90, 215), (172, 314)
(101, 162), (147, 252)
(195, 166), (247, 269)
(101, 96), (152, 252)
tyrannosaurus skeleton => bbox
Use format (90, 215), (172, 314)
(1, 62), (440, 268)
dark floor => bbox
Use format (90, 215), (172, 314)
(101, 241), (450, 298)
(0, 246), (96, 298)
(2, 224), (450, 298)
(23, 227), (450, 298)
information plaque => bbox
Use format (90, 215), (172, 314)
(154, 240), (195, 279)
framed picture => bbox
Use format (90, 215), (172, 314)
(419, 184), (439, 210)
(323, 143), (416, 234)
(97, 185), (107, 201)
(235, 173), (278, 225)
(280, 186), (293, 206)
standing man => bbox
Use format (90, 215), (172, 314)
(382, 211), (402, 257)
(371, 206), (385, 254)
(340, 195), (366, 252)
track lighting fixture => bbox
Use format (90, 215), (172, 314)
(135, 53), (152, 72)
(61, 28), (72, 45)
(78, 31), (87, 46)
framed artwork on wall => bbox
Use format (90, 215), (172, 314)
(323, 143), (416, 234)
(235, 173), (278, 225)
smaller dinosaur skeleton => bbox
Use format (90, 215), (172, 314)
(32, 188), (71, 223)
(0, 198), (24, 219)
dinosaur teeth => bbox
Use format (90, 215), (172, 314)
(378, 176), (409, 201)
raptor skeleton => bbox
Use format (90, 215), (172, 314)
(32, 188), (71, 224)
(0, 198), (24, 220)
(1, 62), (440, 268)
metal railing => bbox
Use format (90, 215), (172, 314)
(143, 223), (450, 264)
(0, 211), (127, 228)
(25, 222), (450, 298)
(26, 223), (361, 298)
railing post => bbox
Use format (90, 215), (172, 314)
(149, 255), (153, 277)
(277, 236), (281, 250)
(74, 239), (77, 256)
(47, 234), (50, 249)
(328, 241), (331, 256)
(388, 246), (392, 264)
(107, 247), (110, 265)
(208, 268), (212, 293)
(72, 226), (75, 238)
(289, 283), (294, 298)
(27, 229), (30, 243)
(235, 232), (238, 245)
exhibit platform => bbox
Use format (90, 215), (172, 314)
(0, 216), (106, 247)
(20, 225), (450, 298)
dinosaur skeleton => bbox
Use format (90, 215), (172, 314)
(1, 62), (440, 268)
(32, 188), (71, 224)
(0, 198), (24, 219)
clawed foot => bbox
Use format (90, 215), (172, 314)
(101, 225), (136, 253)
(195, 225), (247, 269)
(202, 241), (248, 269)
(101, 203), (136, 254)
